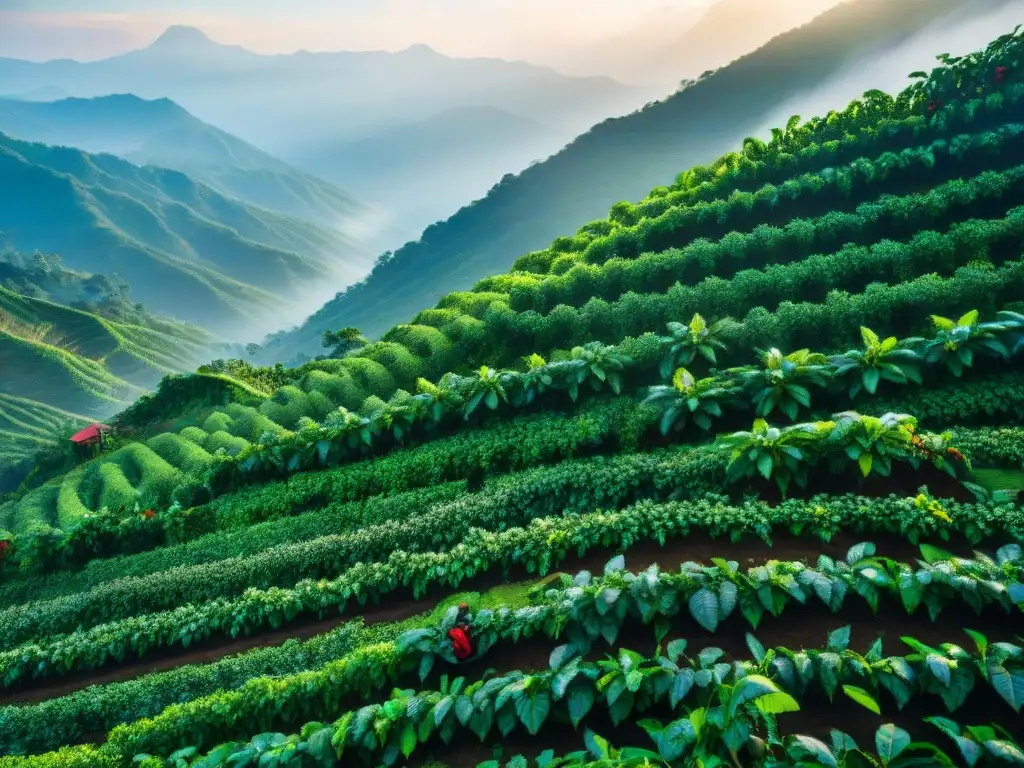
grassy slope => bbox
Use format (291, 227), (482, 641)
(0, 132), (368, 334)
(260, 0), (992, 360)
(0, 395), (92, 468)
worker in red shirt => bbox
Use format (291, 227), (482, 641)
(447, 602), (475, 661)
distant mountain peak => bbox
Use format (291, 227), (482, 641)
(149, 25), (218, 50)
(400, 43), (439, 56)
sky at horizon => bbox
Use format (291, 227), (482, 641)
(0, 0), (727, 63)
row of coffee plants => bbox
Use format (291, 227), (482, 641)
(500, 123), (1024, 273)
(0, 482), (467, 608)
(608, 87), (1013, 233)
(3, 542), (1022, 761)
(9, 398), (645, 573)
(0, 581), (521, 756)
(950, 427), (1024, 469)
(649, 310), (1023, 421)
(456, 205), (1024, 367)
(164, 308), (1024, 492)
(484, 167), (1024, 315)
(458, 251), (1024, 368)
(657, 48), (1023, 198)
(0, 446), (726, 657)
(149, 366), (1024, 558)
(401, 546), (1024, 673)
(0, 622), (364, 755)
(0, 446), (720, 612)
(0, 469), (1012, 691)
(116, 542), (1024, 766)
(10, 301), (1021, 578)
(137, 630), (1024, 767)
(205, 309), (1022, 501)
(483, 720), (1024, 768)
(511, 62), (1024, 272)
(866, 371), (1024, 426)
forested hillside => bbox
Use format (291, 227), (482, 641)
(0, 131), (371, 335)
(260, 0), (1007, 361)
(0, 94), (371, 232)
(0, 18), (1023, 768)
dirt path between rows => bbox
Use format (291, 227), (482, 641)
(0, 530), (992, 706)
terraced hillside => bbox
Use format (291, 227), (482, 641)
(2, 26), (1024, 768)
(0, 395), (91, 472)
(0, 254), (212, 476)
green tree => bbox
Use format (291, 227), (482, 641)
(322, 327), (368, 357)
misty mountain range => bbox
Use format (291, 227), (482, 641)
(0, 129), (372, 336)
(0, 24), (659, 236)
(547, 0), (845, 84)
(0, 94), (373, 233)
(0, 25), (646, 149)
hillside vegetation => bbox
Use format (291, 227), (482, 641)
(0, 22), (1024, 768)
(0, 252), (211, 486)
(0, 131), (370, 334)
(259, 0), (1006, 360)
(0, 395), (91, 475)
(0, 94), (371, 232)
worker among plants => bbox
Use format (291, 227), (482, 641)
(447, 602), (475, 661)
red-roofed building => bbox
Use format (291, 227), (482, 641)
(70, 423), (111, 447)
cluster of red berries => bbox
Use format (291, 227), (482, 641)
(142, 509), (157, 519)
(926, 66), (1009, 114)
(910, 433), (931, 455)
(908, 431), (965, 464)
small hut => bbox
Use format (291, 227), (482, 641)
(70, 423), (111, 455)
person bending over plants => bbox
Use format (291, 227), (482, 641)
(447, 602), (476, 661)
